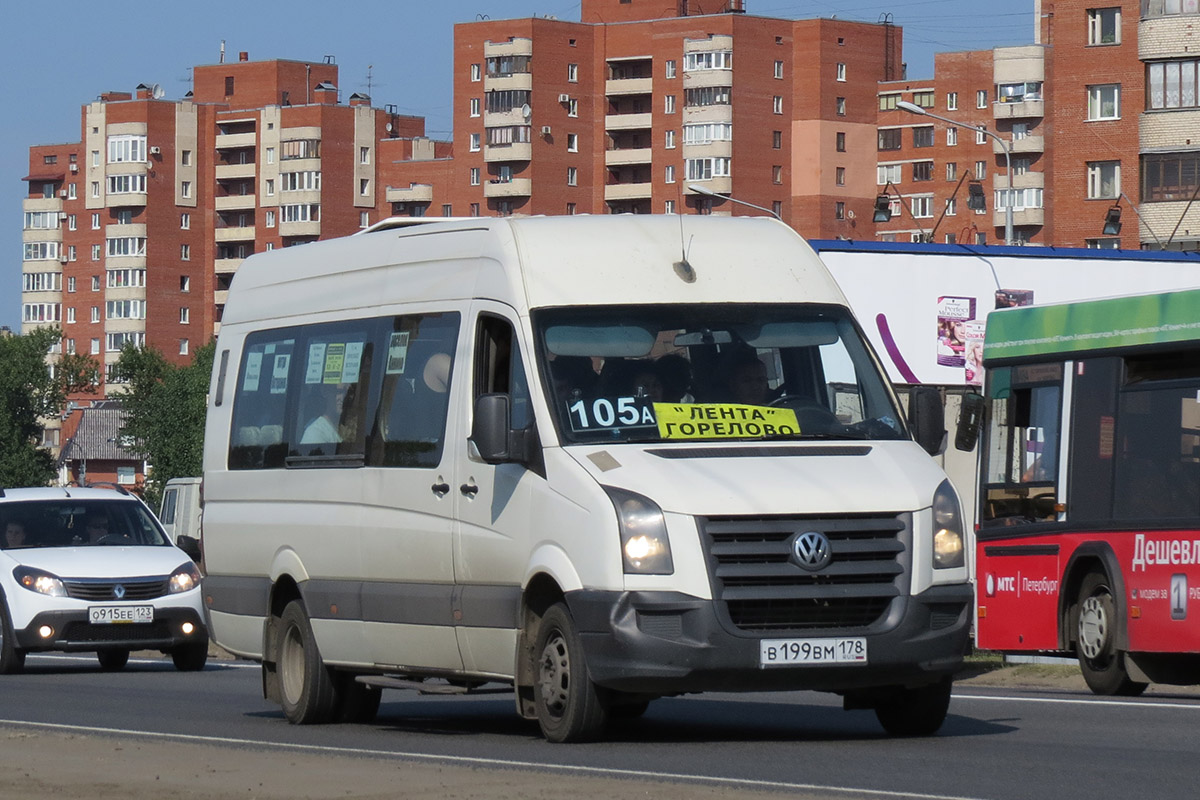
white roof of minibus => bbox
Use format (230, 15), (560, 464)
(219, 215), (847, 326)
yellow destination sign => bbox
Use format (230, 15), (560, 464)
(653, 403), (800, 440)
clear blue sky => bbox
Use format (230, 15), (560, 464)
(0, 0), (1032, 332)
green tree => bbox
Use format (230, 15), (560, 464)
(116, 340), (214, 508)
(0, 328), (98, 488)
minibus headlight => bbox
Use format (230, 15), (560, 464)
(604, 487), (674, 575)
(931, 479), (965, 569)
(168, 563), (202, 594)
(14, 567), (67, 597)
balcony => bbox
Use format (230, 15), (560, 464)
(105, 192), (148, 208)
(1139, 16), (1200, 60)
(215, 195), (256, 211)
(484, 108), (527, 127)
(483, 178), (532, 198)
(385, 184), (434, 204)
(23, 197), (63, 214)
(995, 135), (1044, 155)
(215, 132), (256, 150)
(279, 220), (320, 237)
(484, 73), (533, 92)
(605, 77), (653, 96)
(484, 142), (532, 163)
(995, 207), (1044, 227)
(682, 70), (734, 89)
(214, 257), (244, 274)
(686, 176), (733, 196)
(605, 113), (653, 131)
(683, 104), (733, 125)
(215, 163), (256, 181)
(604, 182), (653, 201)
(993, 99), (1044, 119)
(215, 226), (255, 242)
(605, 148), (653, 167)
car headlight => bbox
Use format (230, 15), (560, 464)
(168, 563), (202, 594)
(14, 566), (67, 597)
(604, 487), (674, 575)
(932, 479), (965, 569)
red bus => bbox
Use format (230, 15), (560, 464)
(975, 289), (1200, 695)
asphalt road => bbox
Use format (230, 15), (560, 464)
(3, 653), (1200, 800)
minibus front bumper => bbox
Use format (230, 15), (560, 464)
(566, 583), (972, 695)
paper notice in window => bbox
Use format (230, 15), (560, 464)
(386, 332), (410, 375)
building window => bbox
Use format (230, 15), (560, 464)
(181, 244), (190, 260)
(1012, 156), (1031, 176)
(665, 60), (677, 79)
(1141, 151), (1200, 202)
(566, 202), (577, 215)
(912, 90), (935, 108)
(683, 123), (733, 144)
(912, 161), (934, 182)
(1088, 84), (1121, 119)
(568, 99), (578, 117)
(91, 150), (100, 166)
(835, 166), (845, 186)
(947, 128), (958, 146)
(568, 63), (578, 82)
(470, 98), (480, 117)
(774, 165), (784, 184)
(567, 167), (577, 186)
(977, 90), (988, 108)
(91, 339), (100, 355)
(567, 133), (578, 152)
(665, 94), (676, 113)
(686, 157), (732, 181)
(360, 178), (370, 196)
(469, 203), (480, 217)
(683, 51), (733, 72)
(180, 339), (189, 356)
(67, 307), (76, 324)
(265, 210), (276, 228)
(181, 181), (192, 198)
(91, 306), (99, 323)
(1088, 8), (1121, 45)
(441, 204), (452, 216)
(1147, 60), (1200, 110)
(665, 164), (676, 183)
(180, 307), (190, 324)
(836, 63), (847, 82)
(879, 93), (900, 111)
(998, 81), (1043, 103)
(975, 126), (988, 145)
(995, 187), (1044, 210)
(773, 95), (783, 114)
(665, 129), (676, 149)
(878, 164), (902, 184)
(665, 199), (676, 214)
(772, 130), (782, 149)
(946, 162), (958, 181)
(471, 63), (481, 81)
(68, 277), (76, 293)
(68, 245), (76, 262)
(107, 134), (146, 163)
(772, 200), (783, 217)
(360, 211), (370, 228)
(913, 126), (934, 147)
(180, 275), (191, 292)
(265, 147), (275, 164)
(180, 212), (190, 229)
(836, 97), (846, 115)
(878, 129), (902, 151)
(774, 60), (784, 79)
(470, 167), (480, 186)
(835, 201), (846, 219)
(91, 181), (100, 198)
(470, 133), (481, 152)
(976, 160), (987, 179)
(181, 149), (192, 166)
(91, 244), (101, 261)
(947, 92), (958, 110)
(910, 196), (934, 218)
(945, 198), (957, 216)
(836, 132), (846, 152)
(265, 179), (275, 196)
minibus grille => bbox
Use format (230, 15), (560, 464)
(700, 513), (911, 632)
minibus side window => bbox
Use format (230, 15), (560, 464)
(290, 324), (375, 460)
(367, 312), (460, 468)
(229, 333), (296, 469)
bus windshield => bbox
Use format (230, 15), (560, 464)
(533, 304), (906, 445)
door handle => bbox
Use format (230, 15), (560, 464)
(431, 481), (450, 497)
(460, 481), (479, 498)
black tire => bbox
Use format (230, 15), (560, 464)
(334, 675), (383, 723)
(0, 599), (26, 675)
(277, 600), (339, 724)
(1075, 571), (1148, 696)
(171, 639), (209, 672)
(533, 602), (609, 743)
(874, 677), (953, 736)
(609, 692), (653, 720)
(97, 649), (130, 671)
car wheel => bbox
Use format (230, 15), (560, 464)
(171, 639), (209, 672)
(533, 602), (609, 743)
(0, 598), (26, 675)
(277, 600), (338, 724)
(1076, 571), (1148, 696)
(334, 674), (383, 723)
(874, 677), (953, 736)
(97, 649), (130, 671)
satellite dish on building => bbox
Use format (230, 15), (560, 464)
(386, 122), (393, 132)
(151, 83), (165, 100)
(521, 103), (532, 121)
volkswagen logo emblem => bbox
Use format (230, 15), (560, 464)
(113, 584), (126, 600)
(791, 531), (832, 571)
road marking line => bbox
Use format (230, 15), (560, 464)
(953, 693), (1200, 710)
(0, 719), (989, 800)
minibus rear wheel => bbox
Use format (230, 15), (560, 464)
(278, 600), (339, 723)
(534, 602), (609, 743)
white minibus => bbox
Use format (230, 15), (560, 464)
(201, 215), (971, 742)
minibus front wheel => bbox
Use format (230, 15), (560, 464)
(277, 600), (339, 723)
(534, 602), (609, 743)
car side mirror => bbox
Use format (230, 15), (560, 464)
(955, 392), (985, 451)
(910, 386), (947, 457)
(177, 534), (202, 564)
(470, 393), (513, 463)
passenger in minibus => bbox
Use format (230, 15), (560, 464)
(300, 385), (346, 444)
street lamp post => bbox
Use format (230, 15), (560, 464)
(896, 100), (1014, 246)
(685, 183), (783, 221)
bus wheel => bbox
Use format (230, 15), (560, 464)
(533, 602), (609, 743)
(1075, 572), (1148, 696)
(874, 677), (953, 736)
(277, 600), (339, 723)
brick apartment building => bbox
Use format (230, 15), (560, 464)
(20, 0), (1200, 435)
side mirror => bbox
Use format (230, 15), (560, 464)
(910, 386), (947, 457)
(470, 393), (512, 463)
(177, 534), (202, 564)
(955, 393), (986, 451)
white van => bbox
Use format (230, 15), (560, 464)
(201, 215), (972, 742)
(158, 477), (201, 545)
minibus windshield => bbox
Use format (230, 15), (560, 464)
(534, 304), (907, 445)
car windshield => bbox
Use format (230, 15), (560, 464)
(533, 303), (907, 445)
(1, 500), (169, 550)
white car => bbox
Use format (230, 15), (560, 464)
(0, 486), (208, 673)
